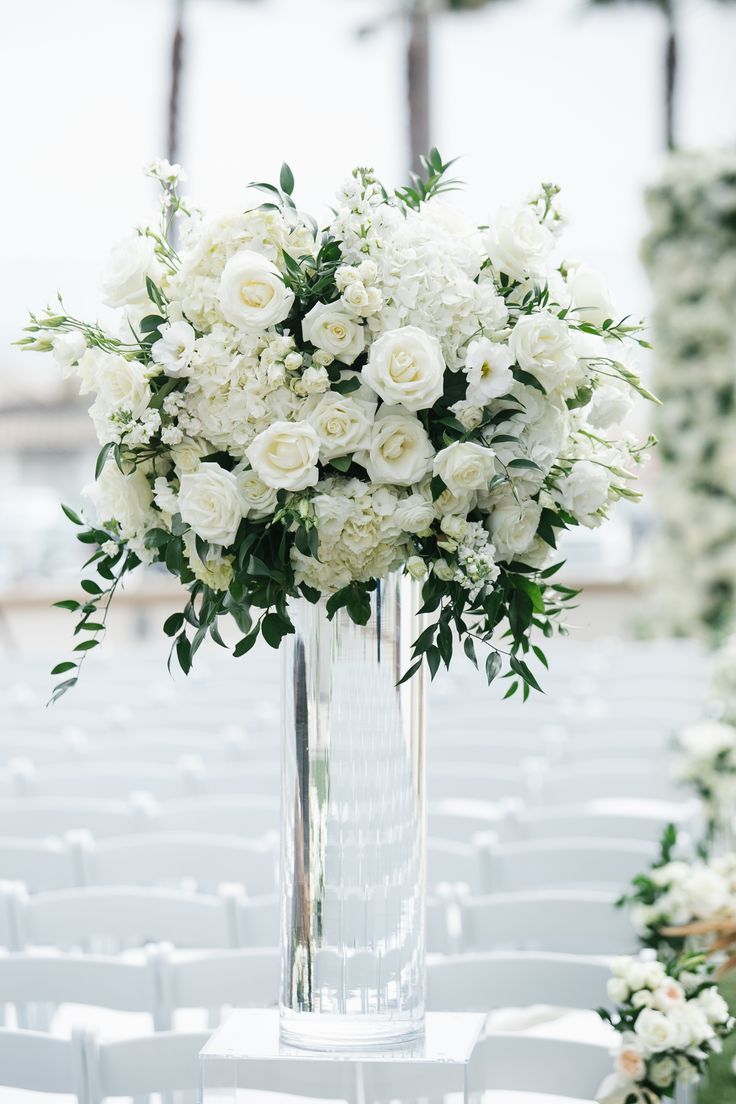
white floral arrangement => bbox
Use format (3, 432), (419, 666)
(673, 721), (736, 842)
(20, 152), (653, 700)
(598, 950), (734, 1104)
(642, 149), (736, 640)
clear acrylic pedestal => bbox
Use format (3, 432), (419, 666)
(199, 1009), (487, 1104)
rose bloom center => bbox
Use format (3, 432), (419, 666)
(271, 439), (308, 469)
(328, 323), (348, 341)
(240, 280), (275, 309)
(389, 350), (419, 382)
(383, 432), (411, 461)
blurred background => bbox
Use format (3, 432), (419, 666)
(2, 0), (736, 652)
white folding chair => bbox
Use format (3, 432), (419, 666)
(193, 763), (280, 797)
(79, 832), (278, 895)
(153, 795), (280, 837)
(12, 760), (195, 801)
(0, 835), (79, 891)
(536, 760), (681, 804)
(477, 837), (656, 893)
(428, 799), (510, 842)
(0, 798), (142, 838)
(427, 838), (482, 892)
(510, 802), (695, 843)
(466, 1032), (613, 1099)
(0, 1026), (88, 1100)
(458, 890), (638, 955)
(158, 946), (280, 1027)
(427, 765), (528, 803)
(426, 950), (613, 1012)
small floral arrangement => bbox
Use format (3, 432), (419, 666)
(20, 152), (653, 700)
(673, 721), (736, 843)
(619, 826), (736, 952)
(643, 149), (736, 640)
(597, 950), (734, 1104)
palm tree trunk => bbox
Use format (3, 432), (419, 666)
(664, 9), (677, 151)
(407, 3), (431, 175)
(167, 0), (186, 166)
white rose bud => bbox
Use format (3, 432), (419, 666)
(566, 262), (617, 328)
(433, 441), (496, 495)
(178, 463), (243, 546)
(52, 331), (87, 373)
(363, 326), (445, 412)
(433, 559), (455, 581)
(151, 320), (196, 378)
(232, 463), (278, 520)
(607, 977), (630, 1004)
(246, 420), (321, 492)
(406, 555), (427, 580)
(302, 302), (365, 365)
(218, 250), (294, 332)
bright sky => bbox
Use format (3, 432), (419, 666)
(2, 0), (736, 400)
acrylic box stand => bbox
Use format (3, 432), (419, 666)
(199, 1009), (487, 1104)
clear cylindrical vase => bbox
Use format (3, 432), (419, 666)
(279, 571), (426, 1051)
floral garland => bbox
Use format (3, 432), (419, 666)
(20, 152), (652, 700)
(673, 721), (736, 845)
(642, 150), (736, 641)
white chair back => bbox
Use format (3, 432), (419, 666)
(477, 837), (656, 893)
(0, 836), (79, 891)
(427, 765), (528, 803)
(153, 795), (280, 836)
(466, 1032), (613, 1098)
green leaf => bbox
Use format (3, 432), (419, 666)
(261, 612), (293, 649)
(503, 680), (519, 699)
(485, 651), (502, 684)
(163, 612), (185, 637)
(61, 503), (83, 526)
(279, 162), (295, 196)
(397, 660), (422, 686)
(50, 661), (77, 675)
(233, 630), (259, 657)
(463, 637), (478, 668)
(149, 377), (179, 410)
(507, 458), (543, 473)
(430, 475), (446, 501)
(73, 639), (99, 652)
(144, 528), (171, 550)
(346, 587), (372, 626)
(139, 314), (165, 334)
(81, 579), (103, 595)
(176, 633), (192, 675)
(54, 599), (80, 611)
(329, 454), (353, 473)
(95, 442), (114, 479)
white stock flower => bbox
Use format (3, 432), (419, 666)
(178, 463), (243, 546)
(363, 326), (445, 412)
(433, 441), (496, 494)
(509, 311), (578, 394)
(305, 391), (375, 461)
(101, 234), (161, 308)
(302, 302), (365, 365)
(464, 338), (514, 403)
(356, 406), (434, 487)
(246, 420), (320, 491)
(484, 204), (554, 282)
(566, 262), (617, 328)
(151, 320), (196, 377)
(218, 250), (294, 331)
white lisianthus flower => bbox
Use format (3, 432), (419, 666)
(433, 441), (496, 494)
(218, 250), (294, 331)
(587, 379), (634, 431)
(508, 311), (578, 394)
(634, 1008), (679, 1053)
(52, 331), (87, 373)
(556, 460), (610, 525)
(356, 406), (434, 487)
(483, 488), (542, 562)
(246, 420), (320, 491)
(101, 234), (161, 308)
(566, 261), (617, 328)
(363, 326), (445, 412)
(178, 463), (243, 546)
(484, 204), (554, 282)
(464, 338), (514, 403)
(395, 493), (436, 535)
(232, 463), (278, 520)
(302, 302), (365, 365)
(151, 320), (196, 377)
(305, 391), (375, 461)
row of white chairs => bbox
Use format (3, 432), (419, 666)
(0, 756), (685, 807)
(0, 830), (656, 898)
(0, 881), (638, 957)
(1, 946), (615, 1031)
(0, 1022), (616, 1103)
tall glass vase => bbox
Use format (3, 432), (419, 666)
(279, 571), (426, 1051)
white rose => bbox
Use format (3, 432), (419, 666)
(302, 302), (365, 365)
(356, 406), (434, 487)
(509, 312), (578, 394)
(433, 441), (496, 494)
(178, 463), (243, 546)
(246, 420), (320, 491)
(464, 338), (514, 403)
(634, 1008), (679, 1053)
(556, 460), (610, 524)
(587, 380), (634, 430)
(363, 326), (445, 412)
(450, 398), (484, 430)
(232, 464), (278, 520)
(296, 365), (330, 396)
(651, 980), (685, 1012)
(305, 391), (375, 461)
(483, 489), (542, 562)
(484, 204), (554, 282)
(697, 987), (730, 1025)
(607, 978), (630, 1003)
(151, 321), (196, 378)
(218, 250), (294, 331)
(406, 556), (427, 580)
(172, 437), (210, 474)
(52, 331), (87, 373)
(648, 1056), (676, 1089)
(614, 1043), (647, 1083)
(566, 262), (617, 328)
(101, 234), (161, 308)
(395, 493), (436, 535)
